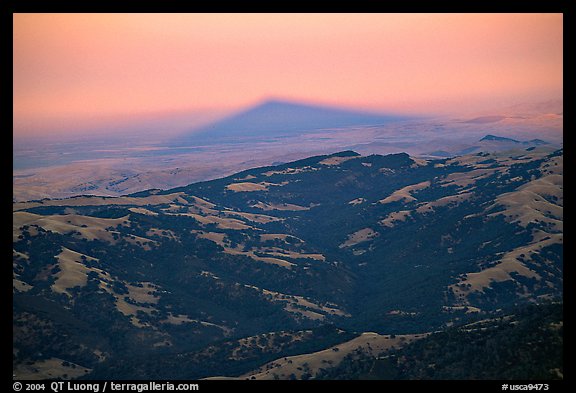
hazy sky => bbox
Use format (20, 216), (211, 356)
(13, 13), (562, 136)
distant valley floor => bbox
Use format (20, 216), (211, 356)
(13, 107), (561, 202)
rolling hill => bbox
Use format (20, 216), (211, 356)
(13, 146), (563, 380)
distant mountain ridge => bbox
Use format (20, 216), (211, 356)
(479, 134), (521, 143)
(479, 134), (549, 145)
(423, 135), (551, 159)
(176, 99), (412, 142)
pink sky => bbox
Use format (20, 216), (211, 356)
(13, 13), (562, 136)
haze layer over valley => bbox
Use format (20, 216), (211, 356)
(13, 99), (562, 202)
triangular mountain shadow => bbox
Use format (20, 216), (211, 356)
(173, 99), (413, 144)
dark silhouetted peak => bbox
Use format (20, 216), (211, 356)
(479, 134), (549, 146)
(479, 134), (520, 143)
(525, 139), (549, 145)
(328, 150), (361, 158)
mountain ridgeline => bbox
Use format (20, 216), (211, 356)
(479, 134), (549, 145)
(13, 146), (563, 380)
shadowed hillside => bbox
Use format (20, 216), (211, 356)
(13, 147), (562, 380)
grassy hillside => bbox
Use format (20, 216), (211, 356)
(316, 303), (563, 380)
(13, 148), (562, 379)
